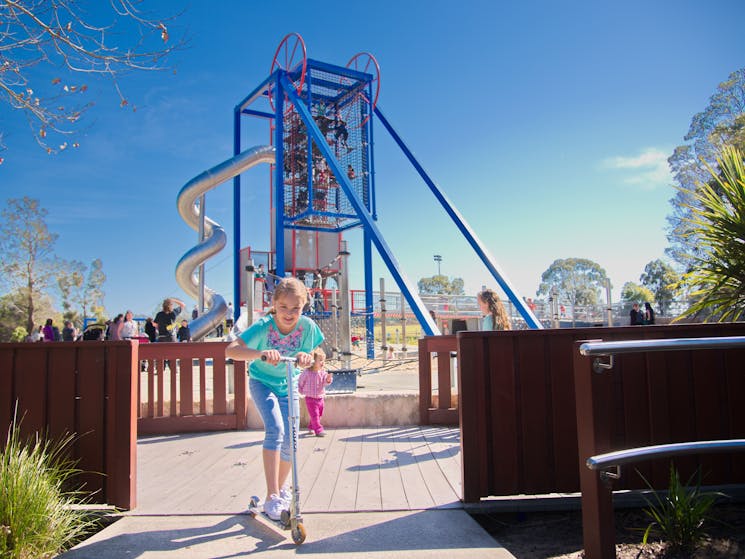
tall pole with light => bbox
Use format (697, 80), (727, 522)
(433, 254), (442, 276)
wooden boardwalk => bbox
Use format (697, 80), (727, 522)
(136, 426), (462, 515)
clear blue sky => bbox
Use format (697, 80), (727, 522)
(3, 0), (745, 318)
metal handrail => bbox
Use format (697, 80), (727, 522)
(580, 335), (745, 357)
(587, 439), (745, 470)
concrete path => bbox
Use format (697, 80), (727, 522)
(58, 510), (516, 558)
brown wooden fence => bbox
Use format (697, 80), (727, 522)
(0, 341), (137, 510)
(137, 342), (247, 434)
(456, 323), (745, 503)
(418, 335), (458, 425)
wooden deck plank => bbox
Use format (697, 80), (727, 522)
(302, 428), (347, 511)
(377, 428), (410, 511)
(136, 426), (463, 515)
(355, 428), (383, 511)
(329, 428), (363, 511)
(394, 428), (437, 510)
(412, 427), (461, 507)
(421, 426), (462, 498)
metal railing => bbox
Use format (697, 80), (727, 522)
(576, 334), (745, 559)
(587, 440), (745, 470)
(579, 335), (745, 373)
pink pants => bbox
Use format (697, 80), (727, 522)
(305, 396), (325, 434)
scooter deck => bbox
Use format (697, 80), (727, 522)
(248, 495), (307, 544)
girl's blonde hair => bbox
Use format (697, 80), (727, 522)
(269, 277), (308, 313)
(477, 289), (512, 330)
(311, 347), (326, 364)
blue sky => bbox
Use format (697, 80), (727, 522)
(3, 0), (745, 318)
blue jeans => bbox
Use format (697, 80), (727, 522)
(249, 377), (299, 462)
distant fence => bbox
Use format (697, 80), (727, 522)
(0, 341), (137, 510)
(454, 323), (745, 502)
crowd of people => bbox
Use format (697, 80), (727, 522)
(22, 295), (236, 343)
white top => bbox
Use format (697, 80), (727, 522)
(120, 320), (139, 339)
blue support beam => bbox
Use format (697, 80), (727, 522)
(373, 106), (543, 329)
(280, 74), (440, 336)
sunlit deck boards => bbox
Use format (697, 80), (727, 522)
(135, 426), (462, 515)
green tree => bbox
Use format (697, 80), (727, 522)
(0, 0), (184, 157)
(621, 282), (654, 308)
(537, 258), (609, 307)
(83, 258), (107, 321)
(667, 68), (745, 270)
(0, 289), (57, 342)
(675, 145), (745, 321)
(56, 258), (104, 327)
(0, 197), (59, 334)
(639, 259), (680, 316)
(56, 260), (85, 325)
(417, 275), (465, 295)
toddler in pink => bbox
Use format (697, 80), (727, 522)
(298, 348), (333, 436)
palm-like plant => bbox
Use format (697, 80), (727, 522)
(675, 145), (745, 321)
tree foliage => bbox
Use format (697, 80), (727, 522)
(639, 259), (679, 316)
(620, 282), (654, 308)
(667, 68), (745, 269)
(0, 0), (184, 158)
(0, 197), (59, 333)
(537, 258), (609, 307)
(675, 145), (745, 322)
(417, 275), (465, 295)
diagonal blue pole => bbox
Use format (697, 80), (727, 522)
(373, 106), (543, 329)
(279, 74), (440, 336)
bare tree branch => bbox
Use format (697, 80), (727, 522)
(0, 0), (185, 158)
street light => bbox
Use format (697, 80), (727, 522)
(433, 254), (442, 276)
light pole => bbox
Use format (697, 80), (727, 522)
(433, 254), (442, 276)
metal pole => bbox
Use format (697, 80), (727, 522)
(605, 278), (613, 327)
(379, 278), (387, 356)
(331, 289), (339, 361)
(245, 259), (255, 328)
(198, 194), (205, 314)
(401, 294), (407, 353)
(339, 242), (352, 370)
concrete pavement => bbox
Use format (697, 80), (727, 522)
(58, 510), (517, 558)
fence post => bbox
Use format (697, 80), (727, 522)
(573, 340), (616, 559)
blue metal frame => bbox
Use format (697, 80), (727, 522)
(280, 73), (439, 336)
(232, 54), (542, 341)
(373, 106), (543, 330)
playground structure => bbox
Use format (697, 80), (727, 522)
(177, 33), (542, 348)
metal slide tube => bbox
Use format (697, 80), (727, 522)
(176, 145), (275, 340)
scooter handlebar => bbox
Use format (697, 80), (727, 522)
(260, 354), (297, 364)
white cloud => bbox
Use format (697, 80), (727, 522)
(602, 148), (672, 190)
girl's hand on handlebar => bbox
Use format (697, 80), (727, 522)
(294, 351), (312, 368)
(260, 349), (281, 365)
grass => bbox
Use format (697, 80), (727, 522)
(0, 414), (100, 559)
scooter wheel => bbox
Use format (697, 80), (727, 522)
(280, 509), (291, 529)
(292, 522), (306, 544)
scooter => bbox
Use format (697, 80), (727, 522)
(248, 355), (306, 544)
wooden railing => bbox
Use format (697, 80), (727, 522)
(457, 323), (745, 503)
(418, 335), (458, 425)
(0, 341), (138, 510)
(137, 342), (247, 434)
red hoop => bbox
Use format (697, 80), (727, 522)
(269, 33), (307, 111)
(345, 52), (380, 127)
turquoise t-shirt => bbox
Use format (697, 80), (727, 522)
(239, 314), (324, 396)
(482, 314), (494, 331)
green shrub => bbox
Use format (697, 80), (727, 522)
(0, 415), (98, 558)
(639, 463), (721, 551)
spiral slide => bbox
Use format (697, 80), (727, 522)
(176, 145), (275, 341)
